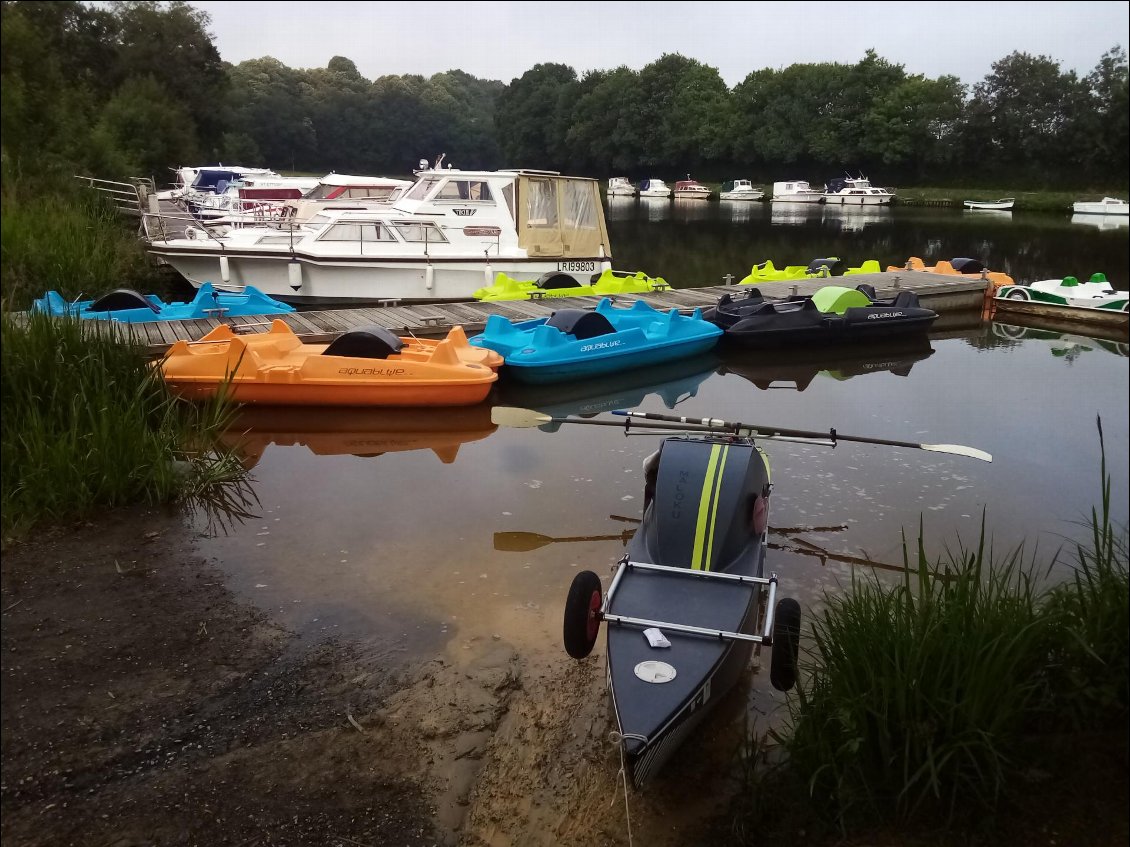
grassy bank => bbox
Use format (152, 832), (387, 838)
(0, 311), (254, 542)
(0, 168), (165, 312)
(724, 434), (1128, 844)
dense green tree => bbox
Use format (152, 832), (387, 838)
(493, 63), (578, 168)
(89, 74), (198, 177)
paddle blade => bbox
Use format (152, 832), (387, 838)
(493, 531), (555, 551)
(921, 443), (993, 463)
(491, 406), (553, 428)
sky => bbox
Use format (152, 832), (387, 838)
(188, 0), (1128, 88)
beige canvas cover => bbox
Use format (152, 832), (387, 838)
(516, 175), (610, 259)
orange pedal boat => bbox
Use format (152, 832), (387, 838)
(161, 319), (501, 407)
(886, 256), (1014, 288)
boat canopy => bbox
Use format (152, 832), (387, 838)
(516, 174), (609, 259)
(812, 286), (871, 314)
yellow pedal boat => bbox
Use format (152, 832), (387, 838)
(886, 256), (1014, 288)
(739, 257), (882, 284)
(160, 320), (501, 407)
(473, 269), (670, 302)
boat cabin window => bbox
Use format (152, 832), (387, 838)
(405, 175), (444, 201)
(562, 181), (598, 229)
(256, 235), (297, 245)
(343, 186), (396, 199)
(392, 221), (448, 243)
(434, 180), (494, 203)
(306, 213), (333, 232)
(318, 222), (397, 242)
(501, 183), (515, 220)
(526, 178), (558, 227)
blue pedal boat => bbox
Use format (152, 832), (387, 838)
(469, 298), (722, 384)
(33, 283), (294, 323)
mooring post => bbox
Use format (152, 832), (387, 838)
(723, 273), (735, 285)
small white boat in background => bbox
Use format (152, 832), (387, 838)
(823, 175), (895, 205)
(1072, 196), (1130, 216)
(673, 177), (711, 199)
(606, 177), (637, 196)
(638, 178), (672, 198)
(720, 179), (764, 201)
(772, 180), (825, 204)
(964, 198), (1015, 211)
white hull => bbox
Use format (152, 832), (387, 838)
(824, 193), (892, 205)
(772, 194), (824, 204)
(1073, 199), (1129, 216)
(964, 200), (1014, 211)
(720, 190), (764, 201)
(153, 251), (610, 304)
(607, 188), (637, 196)
(639, 190), (671, 198)
(673, 191), (710, 200)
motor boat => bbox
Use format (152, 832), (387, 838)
(143, 165), (614, 304)
(160, 319), (501, 407)
(154, 165), (280, 202)
(607, 177), (637, 196)
(185, 174), (321, 222)
(32, 283), (293, 323)
(703, 284), (938, 347)
(719, 179), (764, 201)
(468, 298), (721, 383)
(1072, 196), (1129, 216)
(771, 180), (825, 204)
(673, 178), (711, 200)
(638, 179), (672, 198)
(823, 175), (895, 205)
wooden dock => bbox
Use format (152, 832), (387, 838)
(68, 272), (991, 355)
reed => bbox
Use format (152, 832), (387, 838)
(725, 429), (1128, 841)
(0, 311), (255, 540)
(0, 168), (161, 311)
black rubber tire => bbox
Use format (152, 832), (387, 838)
(563, 570), (603, 659)
(769, 598), (801, 691)
(1006, 289), (1029, 300)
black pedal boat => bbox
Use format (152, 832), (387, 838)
(563, 435), (800, 789)
(703, 284), (938, 347)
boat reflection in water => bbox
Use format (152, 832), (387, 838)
(671, 197), (713, 223)
(821, 204), (892, 232)
(497, 351), (719, 425)
(639, 196), (671, 222)
(719, 199), (767, 224)
(604, 195), (637, 222)
(770, 203), (823, 226)
(1071, 212), (1130, 231)
(717, 337), (935, 391)
(992, 322), (1129, 359)
(219, 403), (498, 469)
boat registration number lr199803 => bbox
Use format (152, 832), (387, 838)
(558, 261), (596, 272)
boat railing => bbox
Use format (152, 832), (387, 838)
(74, 175), (156, 226)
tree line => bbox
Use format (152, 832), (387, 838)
(2, 0), (1127, 189)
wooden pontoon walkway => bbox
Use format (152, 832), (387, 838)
(66, 272), (991, 355)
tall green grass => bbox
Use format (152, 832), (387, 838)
(0, 167), (163, 311)
(0, 311), (255, 540)
(726, 430), (1127, 840)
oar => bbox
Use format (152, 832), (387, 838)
(493, 529), (634, 552)
(490, 406), (719, 434)
(611, 410), (992, 463)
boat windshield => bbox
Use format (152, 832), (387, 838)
(305, 213), (333, 232)
(404, 175), (444, 201)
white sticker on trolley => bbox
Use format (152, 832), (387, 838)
(643, 628), (671, 648)
(634, 660), (677, 683)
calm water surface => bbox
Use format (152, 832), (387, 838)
(195, 203), (1129, 669)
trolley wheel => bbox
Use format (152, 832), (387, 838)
(563, 570), (603, 659)
(770, 598), (801, 691)
(1006, 288), (1029, 300)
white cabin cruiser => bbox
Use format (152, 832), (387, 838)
(638, 178), (672, 198)
(156, 165), (281, 202)
(206, 173), (416, 226)
(144, 166), (613, 305)
(187, 174), (322, 222)
(606, 177), (637, 196)
(823, 175), (895, 205)
(771, 180), (825, 204)
(1072, 196), (1129, 216)
(720, 179), (764, 201)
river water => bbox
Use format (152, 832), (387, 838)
(193, 202), (1128, 840)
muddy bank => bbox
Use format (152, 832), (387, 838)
(1, 512), (749, 847)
